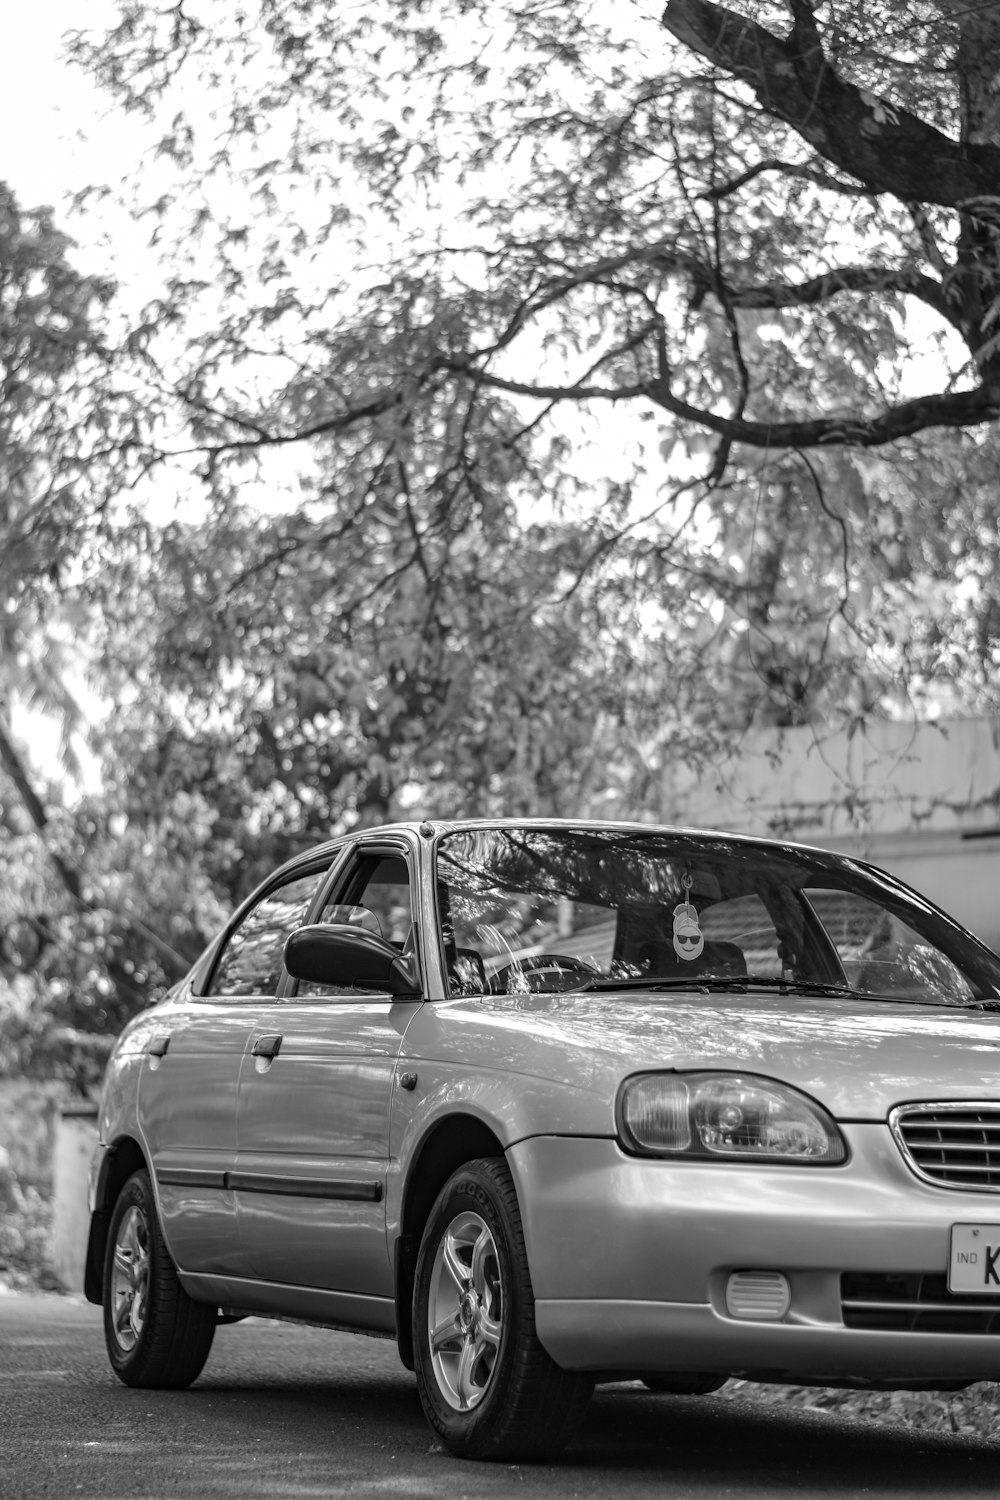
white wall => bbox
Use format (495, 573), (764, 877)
(663, 717), (1000, 951)
(51, 1102), (98, 1295)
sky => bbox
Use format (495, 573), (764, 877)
(3, 7), (111, 208)
(1, 2), (149, 285)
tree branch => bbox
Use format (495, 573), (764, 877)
(701, 156), (864, 201)
(640, 375), (1000, 449)
(483, 240), (960, 344)
(725, 264), (958, 328)
(661, 0), (1000, 206)
(437, 346), (1000, 445)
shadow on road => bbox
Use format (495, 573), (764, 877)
(566, 1383), (999, 1490)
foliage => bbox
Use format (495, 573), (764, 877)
(719, 1376), (1000, 1442)
(0, 774), (238, 1092)
(92, 491), (682, 843)
(0, 182), (212, 1084)
(0, 183), (117, 530)
(61, 1), (1000, 743)
(0, 1080), (62, 1291)
(5, 1), (1000, 1076)
(64, 0), (1000, 451)
(0, 182), (120, 804)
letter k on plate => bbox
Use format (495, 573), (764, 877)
(949, 1224), (1000, 1293)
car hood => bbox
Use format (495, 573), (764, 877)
(414, 989), (1000, 1119)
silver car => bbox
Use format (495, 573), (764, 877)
(86, 818), (1000, 1459)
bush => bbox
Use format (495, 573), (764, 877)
(719, 1374), (1000, 1440)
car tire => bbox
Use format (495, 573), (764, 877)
(641, 1373), (727, 1395)
(103, 1168), (216, 1388)
(412, 1157), (593, 1461)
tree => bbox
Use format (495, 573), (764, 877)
(13, 2), (1000, 1075)
(64, 1), (1000, 766)
(0, 184), (209, 1086)
(91, 475), (678, 852)
(0, 789), (229, 1091)
(0, 182), (123, 888)
(68, 3), (1000, 450)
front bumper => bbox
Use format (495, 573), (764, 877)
(534, 1300), (1000, 1382)
(508, 1125), (1000, 1382)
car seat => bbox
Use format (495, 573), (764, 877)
(635, 937), (748, 980)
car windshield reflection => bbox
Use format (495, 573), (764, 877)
(436, 826), (1000, 1006)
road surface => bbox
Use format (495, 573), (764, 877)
(1, 1293), (998, 1498)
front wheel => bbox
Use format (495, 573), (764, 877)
(103, 1168), (216, 1388)
(412, 1157), (592, 1461)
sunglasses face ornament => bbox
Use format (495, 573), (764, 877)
(672, 879), (704, 962)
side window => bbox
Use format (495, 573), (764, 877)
(295, 852), (413, 997)
(330, 855), (413, 949)
(803, 888), (975, 1004)
(205, 871), (326, 998)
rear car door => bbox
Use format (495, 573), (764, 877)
(234, 836), (423, 1298)
(138, 862), (331, 1277)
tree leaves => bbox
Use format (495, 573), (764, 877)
(2, 0), (998, 1080)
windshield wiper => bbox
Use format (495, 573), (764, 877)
(572, 974), (999, 1009)
(574, 974), (861, 997)
(732, 977), (861, 999)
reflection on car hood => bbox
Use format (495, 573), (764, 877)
(417, 989), (1000, 1119)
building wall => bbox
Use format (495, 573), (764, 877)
(662, 718), (1000, 950)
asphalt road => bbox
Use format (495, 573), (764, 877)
(2, 1293), (999, 1499)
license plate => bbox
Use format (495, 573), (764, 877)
(949, 1224), (1000, 1293)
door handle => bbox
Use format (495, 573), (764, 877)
(251, 1033), (283, 1060)
(146, 1034), (171, 1058)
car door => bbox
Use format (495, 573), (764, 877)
(234, 837), (423, 1297)
(137, 862), (331, 1277)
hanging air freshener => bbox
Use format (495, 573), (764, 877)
(672, 873), (704, 961)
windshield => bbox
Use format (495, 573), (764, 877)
(435, 826), (1000, 1005)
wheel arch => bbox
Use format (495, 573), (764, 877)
(84, 1135), (149, 1305)
(393, 1113), (506, 1370)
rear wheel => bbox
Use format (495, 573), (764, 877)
(412, 1157), (593, 1460)
(103, 1168), (216, 1388)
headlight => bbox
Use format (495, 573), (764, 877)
(617, 1071), (846, 1164)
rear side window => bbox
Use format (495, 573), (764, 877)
(205, 871), (326, 997)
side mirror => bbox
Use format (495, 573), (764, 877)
(283, 924), (420, 997)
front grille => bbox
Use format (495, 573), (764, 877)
(841, 1272), (1000, 1334)
(891, 1104), (1000, 1191)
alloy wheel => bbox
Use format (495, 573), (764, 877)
(110, 1204), (151, 1353)
(426, 1209), (503, 1411)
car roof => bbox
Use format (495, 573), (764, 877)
(291, 816), (857, 868)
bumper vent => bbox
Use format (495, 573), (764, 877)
(842, 1273), (1000, 1334)
(891, 1104), (1000, 1191)
(725, 1271), (790, 1321)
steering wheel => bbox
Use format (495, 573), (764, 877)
(488, 953), (599, 994)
